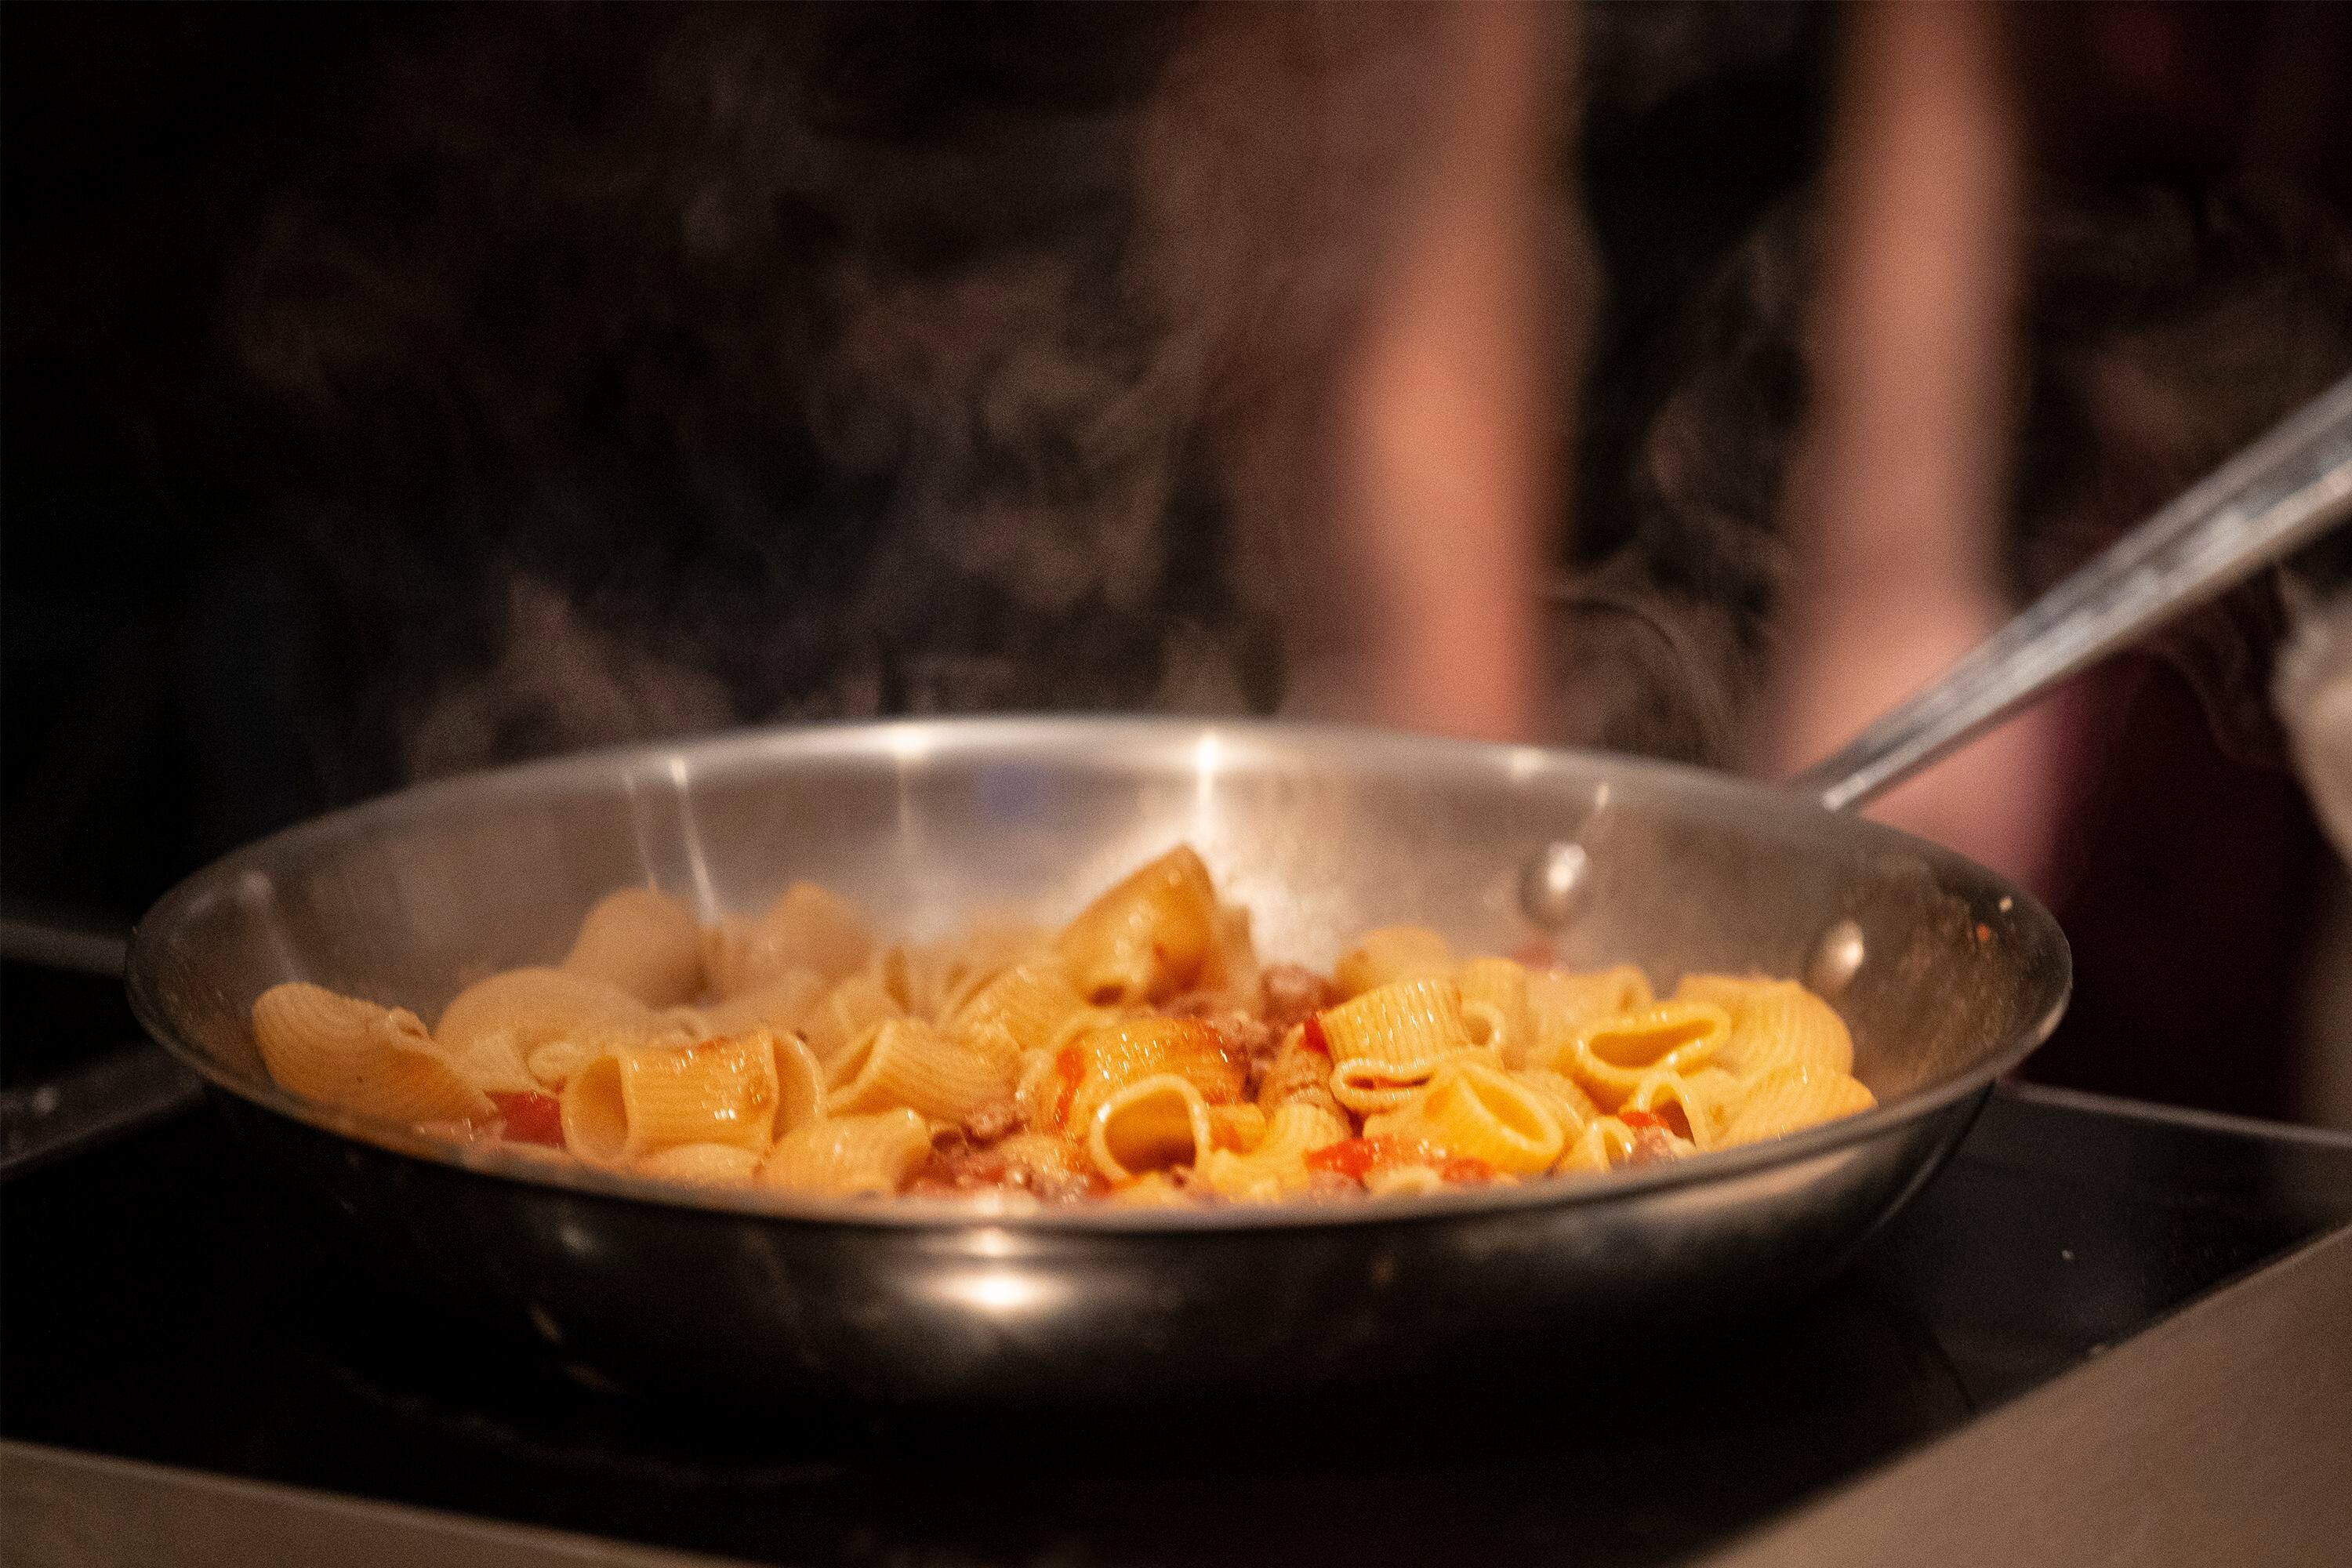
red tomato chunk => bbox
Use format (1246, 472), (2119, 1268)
(488, 1091), (564, 1146)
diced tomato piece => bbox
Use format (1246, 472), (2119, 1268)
(1617, 1108), (1662, 1130)
(488, 1090), (564, 1147)
(1305, 1135), (1490, 1187)
(1299, 1013), (1331, 1058)
(1305, 1136), (1390, 1181)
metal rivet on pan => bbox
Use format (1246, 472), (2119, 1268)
(1519, 840), (1595, 931)
(1807, 919), (1866, 997)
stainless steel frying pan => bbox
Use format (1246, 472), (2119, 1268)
(124, 378), (2352, 1403)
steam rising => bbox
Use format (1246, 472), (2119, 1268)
(214, 5), (2351, 797)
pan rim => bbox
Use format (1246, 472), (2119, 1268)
(126, 713), (2071, 1236)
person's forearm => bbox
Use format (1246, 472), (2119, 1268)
(1793, 0), (2023, 597)
(1769, 0), (2067, 891)
(1309, 0), (1577, 741)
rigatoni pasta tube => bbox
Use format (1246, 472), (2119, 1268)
(1317, 977), (1483, 1112)
(1197, 903), (1261, 1007)
(433, 967), (655, 1092)
(949, 960), (1087, 1067)
(1087, 1073), (1216, 1184)
(1558, 1116), (1641, 1174)
(704, 881), (873, 997)
(1512, 1067), (1598, 1138)
(1722, 1064), (1877, 1145)
(771, 1031), (826, 1139)
(1622, 1065), (1743, 1150)
(559, 1032), (781, 1167)
(1332, 926), (1453, 1000)
(1056, 1016), (1245, 1131)
(1676, 975), (1857, 1080)
(1364, 1058), (1564, 1176)
(1054, 844), (1217, 1005)
(884, 920), (1047, 1022)
(701, 967), (827, 1039)
(800, 971), (905, 1064)
(761, 1110), (932, 1196)
(1526, 964), (1653, 1052)
(824, 1018), (1010, 1123)
(1538, 999), (1730, 1111)
(1454, 957), (1534, 1067)
(252, 982), (495, 1123)
(1198, 1102), (1350, 1202)
(562, 887), (703, 1007)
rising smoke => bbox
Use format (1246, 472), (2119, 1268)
(212, 2), (2352, 798)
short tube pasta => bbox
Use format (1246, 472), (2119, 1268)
(1332, 926), (1453, 1000)
(1087, 1073), (1217, 1184)
(1454, 957), (1535, 1067)
(1364, 1058), (1564, 1176)
(1198, 1102), (1350, 1202)
(250, 844), (1883, 1206)
(762, 1110), (933, 1196)
(1722, 1063), (1878, 1145)
(433, 967), (659, 1092)
(253, 982), (494, 1123)
(1538, 1000), (1732, 1112)
(563, 887), (704, 1007)
(949, 960), (1087, 1067)
(1316, 977), (1486, 1113)
(824, 1018), (1011, 1123)
(1054, 845), (1217, 1005)
(1056, 1016), (1245, 1132)
(703, 881), (873, 998)
(559, 1032), (781, 1167)
(637, 1142), (763, 1186)
(1676, 975), (1857, 1080)
(800, 971), (906, 1065)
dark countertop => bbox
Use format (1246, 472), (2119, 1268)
(5, 1083), (2351, 1567)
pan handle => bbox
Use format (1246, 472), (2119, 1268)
(1791, 372), (2352, 813)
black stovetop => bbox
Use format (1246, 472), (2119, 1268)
(6, 1084), (2351, 1568)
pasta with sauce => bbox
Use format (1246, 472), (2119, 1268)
(248, 844), (1878, 1207)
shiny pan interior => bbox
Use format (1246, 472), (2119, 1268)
(127, 717), (2071, 1403)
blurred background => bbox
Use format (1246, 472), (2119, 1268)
(6, 2), (2351, 1124)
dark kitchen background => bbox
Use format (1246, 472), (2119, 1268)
(7, 2), (2351, 1123)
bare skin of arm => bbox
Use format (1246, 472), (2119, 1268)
(1765, 1), (2067, 891)
(1315, 2), (1574, 742)
(1141, 2), (1575, 746)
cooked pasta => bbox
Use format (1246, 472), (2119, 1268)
(250, 843), (1880, 1206)
(1363, 1058), (1564, 1176)
(703, 881), (873, 998)
(562, 887), (705, 1007)
(949, 960), (1087, 1067)
(1332, 925), (1454, 1000)
(1054, 845), (1218, 1005)
(824, 1018), (1011, 1123)
(254, 982), (495, 1123)
(1534, 999), (1732, 1112)
(559, 1031), (783, 1167)
(433, 967), (656, 1092)
(762, 1109), (932, 1196)
(1454, 956), (1536, 1067)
